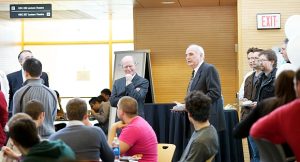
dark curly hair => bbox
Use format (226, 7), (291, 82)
(185, 91), (211, 122)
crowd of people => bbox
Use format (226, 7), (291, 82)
(0, 39), (299, 162)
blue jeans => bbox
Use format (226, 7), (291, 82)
(248, 136), (260, 162)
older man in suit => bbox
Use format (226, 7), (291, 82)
(185, 44), (225, 132)
(185, 44), (226, 162)
(110, 56), (149, 118)
(7, 50), (49, 118)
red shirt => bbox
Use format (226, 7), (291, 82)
(119, 116), (158, 162)
(251, 99), (300, 161)
(0, 91), (8, 147)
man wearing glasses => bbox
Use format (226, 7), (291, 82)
(256, 49), (277, 102)
(110, 56), (149, 118)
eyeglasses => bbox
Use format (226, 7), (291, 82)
(248, 57), (259, 60)
(259, 59), (269, 62)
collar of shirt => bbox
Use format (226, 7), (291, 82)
(193, 60), (203, 77)
(67, 120), (84, 127)
(22, 69), (26, 82)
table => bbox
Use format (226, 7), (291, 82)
(144, 104), (244, 162)
(144, 103), (174, 143)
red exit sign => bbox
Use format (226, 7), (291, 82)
(257, 13), (281, 29)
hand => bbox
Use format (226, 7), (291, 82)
(83, 120), (92, 126)
(241, 98), (248, 102)
(90, 109), (96, 115)
(2, 146), (21, 160)
(125, 74), (133, 86)
(112, 121), (127, 129)
(250, 102), (257, 109)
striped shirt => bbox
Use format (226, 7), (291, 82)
(13, 79), (57, 138)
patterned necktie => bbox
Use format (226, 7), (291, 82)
(191, 70), (195, 79)
(187, 70), (195, 93)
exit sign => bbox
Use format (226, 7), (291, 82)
(257, 13), (281, 30)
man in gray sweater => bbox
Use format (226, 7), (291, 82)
(49, 98), (114, 162)
(12, 58), (57, 139)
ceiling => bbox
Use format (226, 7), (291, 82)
(0, 0), (236, 20)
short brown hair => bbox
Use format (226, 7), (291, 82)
(117, 96), (138, 117)
(247, 47), (263, 55)
(25, 100), (44, 120)
(66, 98), (87, 120)
(259, 49), (277, 68)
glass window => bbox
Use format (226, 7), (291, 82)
(24, 19), (109, 42)
(25, 45), (110, 97)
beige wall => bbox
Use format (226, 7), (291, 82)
(238, 0), (300, 85)
(134, 6), (237, 104)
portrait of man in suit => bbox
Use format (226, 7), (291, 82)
(110, 55), (149, 118)
(7, 50), (49, 118)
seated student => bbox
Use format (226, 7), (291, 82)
(108, 96), (158, 162)
(24, 99), (45, 128)
(1, 113), (32, 162)
(89, 96), (110, 134)
(250, 68), (300, 161)
(101, 88), (111, 102)
(2, 100), (49, 161)
(49, 98), (114, 162)
(179, 91), (219, 162)
(7, 118), (75, 162)
(54, 90), (66, 120)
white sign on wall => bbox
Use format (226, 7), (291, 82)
(257, 13), (281, 29)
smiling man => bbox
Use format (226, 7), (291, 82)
(110, 56), (149, 118)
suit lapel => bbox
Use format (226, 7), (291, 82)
(190, 63), (204, 90)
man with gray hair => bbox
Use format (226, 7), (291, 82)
(185, 44), (225, 132)
(110, 55), (149, 118)
(185, 44), (225, 162)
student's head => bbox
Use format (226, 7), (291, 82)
(18, 50), (33, 66)
(9, 118), (40, 152)
(185, 91), (211, 123)
(295, 68), (300, 97)
(275, 70), (296, 102)
(258, 49), (277, 72)
(7, 113), (32, 128)
(246, 47), (263, 69)
(89, 96), (105, 111)
(100, 88), (111, 102)
(117, 96), (138, 120)
(185, 44), (205, 69)
(66, 98), (88, 121)
(23, 58), (42, 78)
(24, 100), (45, 127)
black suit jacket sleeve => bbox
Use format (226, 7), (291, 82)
(204, 65), (221, 102)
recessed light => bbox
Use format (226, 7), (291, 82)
(161, 1), (176, 4)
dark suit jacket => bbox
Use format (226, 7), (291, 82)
(7, 70), (49, 114)
(110, 74), (149, 118)
(190, 62), (226, 132)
